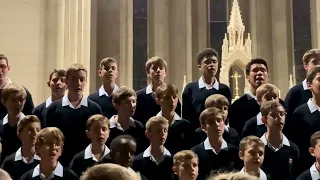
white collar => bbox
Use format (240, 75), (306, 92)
(198, 76), (219, 90)
(260, 133), (290, 151)
(84, 144), (110, 162)
(156, 111), (182, 121)
(3, 112), (25, 125)
(302, 79), (309, 90)
(204, 137), (228, 154)
(146, 84), (153, 94)
(308, 98), (320, 113)
(45, 96), (53, 108)
(98, 85), (119, 97)
(109, 115), (136, 130)
(240, 168), (267, 180)
(246, 91), (257, 100)
(256, 112), (264, 125)
(14, 147), (40, 163)
(32, 162), (63, 178)
(310, 163), (320, 180)
(142, 146), (171, 158)
(62, 95), (88, 109)
(224, 125), (229, 132)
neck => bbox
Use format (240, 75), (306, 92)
(202, 75), (215, 85)
(103, 82), (115, 94)
(117, 114), (131, 128)
(266, 130), (282, 147)
(0, 78), (8, 88)
(151, 82), (162, 92)
(249, 86), (256, 96)
(91, 143), (105, 154)
(21, 145), (35, 158)
(312, 97), (320, 107)
(40, 161), (57, 177)
(161, 110), (175, 125)
(51, 94), (63, 102)
(243, 166), (260, 177)
(316, 161), (320, 172)
(7, 113), (20, 125)
(208, 136), (223, 151)
(150, 145), (164, 158)
(68, 93), (82, 102)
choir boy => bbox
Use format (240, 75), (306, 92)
(242, 83), (279, 138)
(172, 150), (199, 180)
(259, 101), (299, 180)
(291, 66), (320, 174)
(193, 94), (239, 147)
(69, 114), (110, 177)
(191, 107), (241, 180)
(239, 136), (267, 180)
(0, 83), (27, 162)
(296, 131), (320, 180)
(133, 56), (181, 125)
(32, 69), (66, 127)
(109, 135), (148, 180)
(132, 116), (174, 180)
(182, 48), (231, 129)
(88, 57), (119, 119)
(285, 49), (319, 123)
(229, 58), (269, 134)
(0, 54), (34, 119)
(155, 83), (193, 154)
(107, 86), (146, 154)
(1, 115), (41, 180)
(45, 63), (102, 166)
(20, 127), (78, 180)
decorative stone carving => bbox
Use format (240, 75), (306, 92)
(219, 0), (252, 92)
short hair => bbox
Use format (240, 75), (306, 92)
(49, 69), (66, 81)
(110, 135), (136, 151)
(245, 58), (268, 76)
(196, 48), (219, 65)
(145, 116), (169, 131)
(100, 57), (118, 68)
(302, 49), (320, 65)
(173, 150), (198, 166)
(256, 83), (279, 102)
(310, 131), (320, 147)
(35, 127), (64, 151)
(306, 66), (320, 84)
(80, 164), (141, 180)
(1, 83), (27, 102)
(239, 136), (265, 152)
(0, 169), (12, 180)
(208, 172), (259, 180)
(200, 107), (225, 125)
(205, 94), (229, 109)
(65, 63), (87, 78)
(0, 54), (8, 65)
(155, 83), (178, 100)
(17, 115), (41, 133)
(145, 56), (168, 73)
(112, 86), (137, 105)
(260, 100), (284, 117)
(86, 114), (109, 130)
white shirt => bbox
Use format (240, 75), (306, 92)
(45, 96), (52, 108)
(198, 76), (219, 90)
(256, 112), (263, 125)
(98, 85), (119, 97)
(143, 146), (171, 165)
(302, 79), (308, 90)
(32, 162), (63, 179)
(310, 163), (320, 180)
(203, 137), (228, 154)
(240, 168), (267, 180)
(62, 95), (88, 109)
(307, 98), (320, 113)
(14, 147), (40, 164)
(2, 113), (25, 125)
(109, 115), (136, 130)
(146, 84), (153, 94)
(246, 91), (257, 100)
(260, 133), (290, 152)
(84, 144), (110, 162)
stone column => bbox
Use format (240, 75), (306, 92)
(271, 0), (294, 96)
(96, 0), (133, 89)
(311, 0), (320, 48)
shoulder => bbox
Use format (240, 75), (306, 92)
(287, 84), (304, 96)
(33, 102), (46, 111)
(2, 151), (15, 164)
(63, 167), (78, 179)
(136, 88), (147, 96)
(20, 169), (33, 180)
(288, 140), (300, 154)
(87, 99), (101, 108)
(184, 81), (198, 91)
(293, 103), (309, 114)
(227, 143), (239, 151)
(133, 152), (144, 161)
(88, 91), (99, 100)
(71, 150), (85, 162)
(218, 82), (230, 90)
(227, 127), (239, 137)
(295, 168), (311, 180)
(133, 120), (145, 128)
(231, 94), (248, 106)
(244, 116), (257, 126)
(191, 142), (204, 153)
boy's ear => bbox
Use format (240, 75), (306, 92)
(201, 124), (207, 133)
(85, 130), (90, 139)
(172, 166), (178, 175)
(238, 151), (244, 160)
(112, 101), (119, 109)
(308, 82), (312, 89)
(98, 69), (103, 78)
(145, 130), (151, 140)
(309, 147), (316, 156)
(155, 98), (161, 105)
(261, 116), (267, 124)
(17, 131), (22, 140)
(47, 80), (51, 88)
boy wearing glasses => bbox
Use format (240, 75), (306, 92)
(20, 127), (78, 180)
(182, 48), (231, 129)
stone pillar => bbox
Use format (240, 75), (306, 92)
(271, 0), (294, 96)
(191, 0), (209, 80)
(311, 0), (320, 48)
(96, 0), (133, 89)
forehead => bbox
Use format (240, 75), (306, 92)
(68, 70), (86, 77)
(181, 157), (198, 165)
(151, 122), (168, 130)
(250, 63), (267, 70)
(0, 59), (7, 65)
(90, 120), (108, 127)
(271, 105), (285, 112)
(102, 62), (117, 67)
(51, 73), (65, 79)
(116, 139), (137, 149)
(245, 142), (264, 150)
(313, 72), (320, 79)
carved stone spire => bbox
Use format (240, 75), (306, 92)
(227, 0), (245, 51)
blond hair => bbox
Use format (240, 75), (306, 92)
(205, 94), (229, 109)
(1, 83), (27, 102)
(17, 115), (41, 133)
(80, 164), (141, 180)
(145, 56), (168, 73)
(86, 114), (109, 130)
(35, 127), (64, 151)
(173, 150), (198, 166)
(199, 107), (225, 125)
(100, 57), (117, 68)
(145, 116), (169, 131)
(239, 136), (264, 152)
(260, 100), (284, 117)
(302, 49), (320, 65)
(155, 83), (178, 100)
(65, 63), (87, 78)
(256, 83), (279, 102)
(112, 86), (136, 105)
(208, 172), (259, 180)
